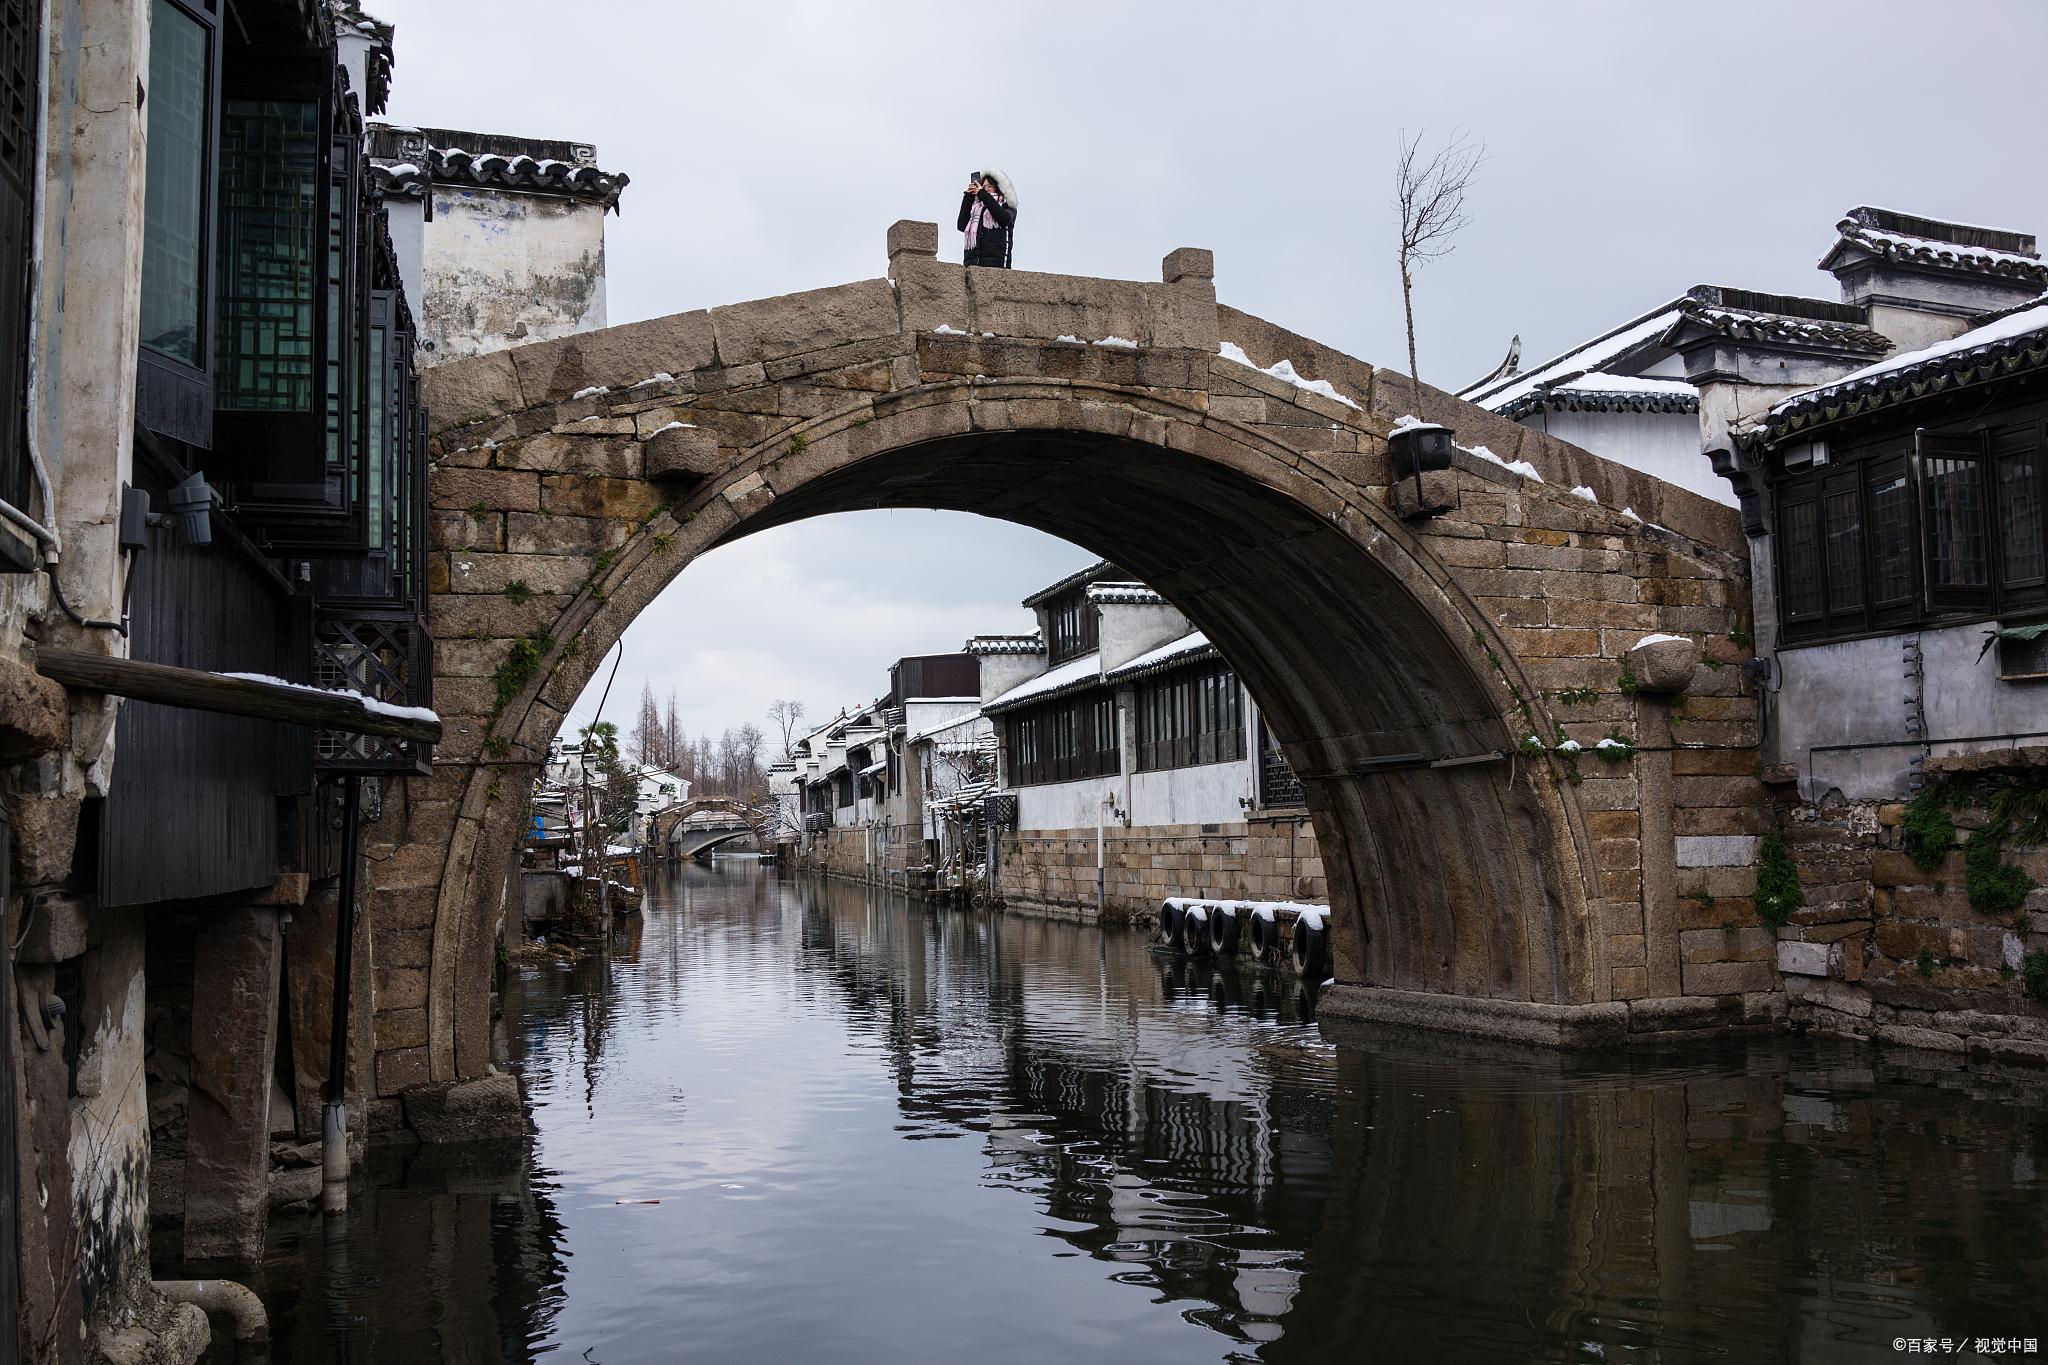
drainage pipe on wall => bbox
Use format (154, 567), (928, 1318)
(323, 775), (362, 1214)
(154, 1279), (268, 1358)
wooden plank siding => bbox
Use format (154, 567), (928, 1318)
(100, 468), (304, 906)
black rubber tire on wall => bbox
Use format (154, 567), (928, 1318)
(1157, 903), (1181, 948)
(1247, 912), (1277, 964)
(1183, 909), (1210, 957)
(1209, 906), (1240, 956)
(1290, 918), (1328, 979)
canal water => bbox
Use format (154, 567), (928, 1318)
(258, 861), (2048, 1362)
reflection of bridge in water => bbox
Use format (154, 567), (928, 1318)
(254, 866), (2048, 1360)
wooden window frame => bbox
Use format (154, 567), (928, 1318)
(1135, 658), (1247, 772)
(134, 0), (223, 449)
(1773, 411), (2048, 646)
(1004, 688), (1120, 787)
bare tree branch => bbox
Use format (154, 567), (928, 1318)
(1395, 128), (1486, 407)
(767, 699), (806, 761)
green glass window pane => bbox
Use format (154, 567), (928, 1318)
(139, 1), (208, 367)
(214, 98), (319, 410)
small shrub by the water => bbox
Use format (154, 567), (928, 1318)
(1754, 833), (1803, 930)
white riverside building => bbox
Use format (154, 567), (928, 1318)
(1457, 205), (2048, 805)
(784, 561), (1327, 918)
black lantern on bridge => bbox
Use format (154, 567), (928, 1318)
(1388, 424), (1456, 479)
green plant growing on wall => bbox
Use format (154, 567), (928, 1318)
(465, 502), (490, 519)
(1551, 723), (1583, 784)
(1902, 786), (1957, 873)
(1964, 819), (2037, 917)
(490, 626), (556, 712)
(1728, 626), (1754, 650)
(2025, 950), (2048, 1001)
(1554, 686), (1600, 706)
(1595, 729), (1637, 763)
(1916, 946), (1937, 978)
(503, 579), (534, 606)
(652, 531), (674, 553)
(1618, 666), (1638, 696)
(1754, 832), (1803, 930)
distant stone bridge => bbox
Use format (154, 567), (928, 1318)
(367, 220), (1761, 1094)
(652, 798), (767, 859)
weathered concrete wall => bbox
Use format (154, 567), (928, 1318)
(1773, 622), (2048, 803)
(3, 3), (161, 1355)
(420, 189), (608, 362)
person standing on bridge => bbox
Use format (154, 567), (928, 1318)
(958, 169), (1017, 268)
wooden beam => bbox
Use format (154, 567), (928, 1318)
(33, 646), (442, 745)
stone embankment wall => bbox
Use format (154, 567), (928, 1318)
(1769, 749), (2048, 1062)
(791, 817), (1326, 923)
(997, 817), (1325, 922)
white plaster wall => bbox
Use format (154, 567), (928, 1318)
(385, 197), (426, 333)
(1018, 777), (1123, 832)
(1127, 758), (1256, 826)
(1019, 759), (1253, 831)
(1866, 303), (1972, 354)
(978, 652), (1045, 701)
(419, 189), (607, 363)
(904, 698), (980, 738)
(1098, 603), (1189, 670)
(1521, 408), (1729, 507)
(1776, 621), (2048, 802)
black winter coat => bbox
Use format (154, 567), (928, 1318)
(958, 188), (1015, 267)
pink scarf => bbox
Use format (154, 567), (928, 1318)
(965, 190), (1004, 252)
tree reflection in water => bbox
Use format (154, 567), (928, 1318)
(255, 864), (2048, 1363)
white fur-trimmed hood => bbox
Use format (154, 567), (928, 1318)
(979, 168), (1019, 210)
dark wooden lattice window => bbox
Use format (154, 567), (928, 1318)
(1006, 689), (1119, 786)
(1136, 658), (1246, 771)
(1775, 415), (2047, 644)
(1045, 588), (1099, 665)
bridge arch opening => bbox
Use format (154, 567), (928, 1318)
(429, 378), (1606, 1079)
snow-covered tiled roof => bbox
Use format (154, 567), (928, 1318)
(1524, 372), (1699, 415)
(1021, 559), (1117, 607)
(1459, 302), (1688, 412)
(980, 654), (1105, 714)
(1085, 581), (1165, 606)
(1103, 631), (1217, 683)
(1766, 299), (2048, 438)
(1670, 302), (1891, 354)
(1822, 206), (2043, 282)
(964, 633), (1044, 656)
(370, 135), (629, 211)
(905, 712), (988, 746)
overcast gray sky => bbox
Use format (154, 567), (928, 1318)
(371, 0), (2048, 749)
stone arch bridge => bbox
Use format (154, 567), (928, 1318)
(651, 798), (771, 859)
(367, 220), (1763, 1097)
